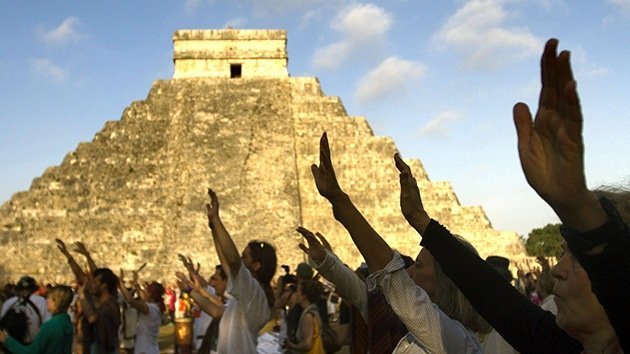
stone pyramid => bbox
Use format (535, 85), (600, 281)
(0, 29), (525, 283)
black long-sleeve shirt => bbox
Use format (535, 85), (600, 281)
(560, 197), (630, 352)
(420, 220), (582, 353)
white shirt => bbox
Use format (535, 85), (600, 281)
(217, 260), (272, 353)
(0, 294), (51, 343)
(194, 286), (215, 350)
(134, 303), (162, 354)
(540, 294), (558, 315)
(118, 294), (138, 350)
(367, 252), (482, 354)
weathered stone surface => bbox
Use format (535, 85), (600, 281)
(0, 30), (526, 284)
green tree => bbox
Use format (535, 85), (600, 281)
(525, 223), (563, 257)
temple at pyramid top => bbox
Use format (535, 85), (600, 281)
(172, 29), (289, 79)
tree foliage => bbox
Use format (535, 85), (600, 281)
(525, 223), (563, 257)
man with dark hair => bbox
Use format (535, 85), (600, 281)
(79, 268), (121, 354)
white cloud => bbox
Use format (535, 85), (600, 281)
(608, 0), (630, 14)
(251, 0), (331, 16)
(419, 110), (464, 139)
(312, 3), (392, 70)
(332, 3), (392, 42)
(36, 17), (85, 46)
(582, 67), (611, 78)
(356, 57), (425, 103)
(568, 45), (611, 79)
(434, 0), (542, 70)
(225, 17), (247, 28)
(184, 0), (202, 14)
(300, 9), (322, 28)
(30, 58), (66, 82)
(312, 42), (352, 70)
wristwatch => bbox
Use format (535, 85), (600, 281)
(560, 197), (627, 253)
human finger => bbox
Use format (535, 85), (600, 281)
(315, 232), (332, 251)
(394, 153), (411, 174)
(538, 38), (559, 110)
(513, 103), (534, 154)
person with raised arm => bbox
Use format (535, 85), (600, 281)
(78, 268), (121, 354)
(513, 38), (629, 351)
(392, 39), (624, 354)
(205, 188), (277, 353)
(55, 239), (97, 285)
(310, 132), (489, 353)
(297, 226), (410, 354)
(175, 262), (226, 354)
(118, 269), (163, 354)
(54, 239), (98, 354)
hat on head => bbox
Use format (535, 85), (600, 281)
(17, 276), (38, 293)
(296, 262), (314, 280)
(486, 256), (513, 281)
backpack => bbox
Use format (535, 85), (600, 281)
(0, 297), (42, 344)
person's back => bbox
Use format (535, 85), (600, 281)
(0, 284), (75, 354)
(134, 302), (161, 354)
(0, 276), (51, 344)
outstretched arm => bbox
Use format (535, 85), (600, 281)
(297, 226), (369, 321)
(56, 238), (87, 283)
(394, 153), (580, 353)
(311, 132), (392, 272)
(515, 38), (630, 350)
(176, 271), (224, 319)
(74, 242), (98, 274)
(206, 189), (241, 277)
(118, 269), (149, 315)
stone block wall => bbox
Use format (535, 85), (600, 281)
(173, 29), (288, 79)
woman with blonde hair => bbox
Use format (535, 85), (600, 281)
(0, 285), (74, 354)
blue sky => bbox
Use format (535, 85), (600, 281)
(1, 0), (628, 237)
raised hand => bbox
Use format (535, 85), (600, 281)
(206, 188), (220, 226)
(297, 226), (327, 263)
(178, 254), (194, 273)
(175, 271), (192, 291)
(189, 272), (207, 292)
(311, 132), (345, 201)
(394, 153), (431, 234)
(394, 154), (425, 221)
(513, 39), (600, 228)
(315, 232), (333, 252)
(55, 238), (70, 256)
(73, 241), (90, 256)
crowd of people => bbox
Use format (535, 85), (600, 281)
(0, 38), (627, 354)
